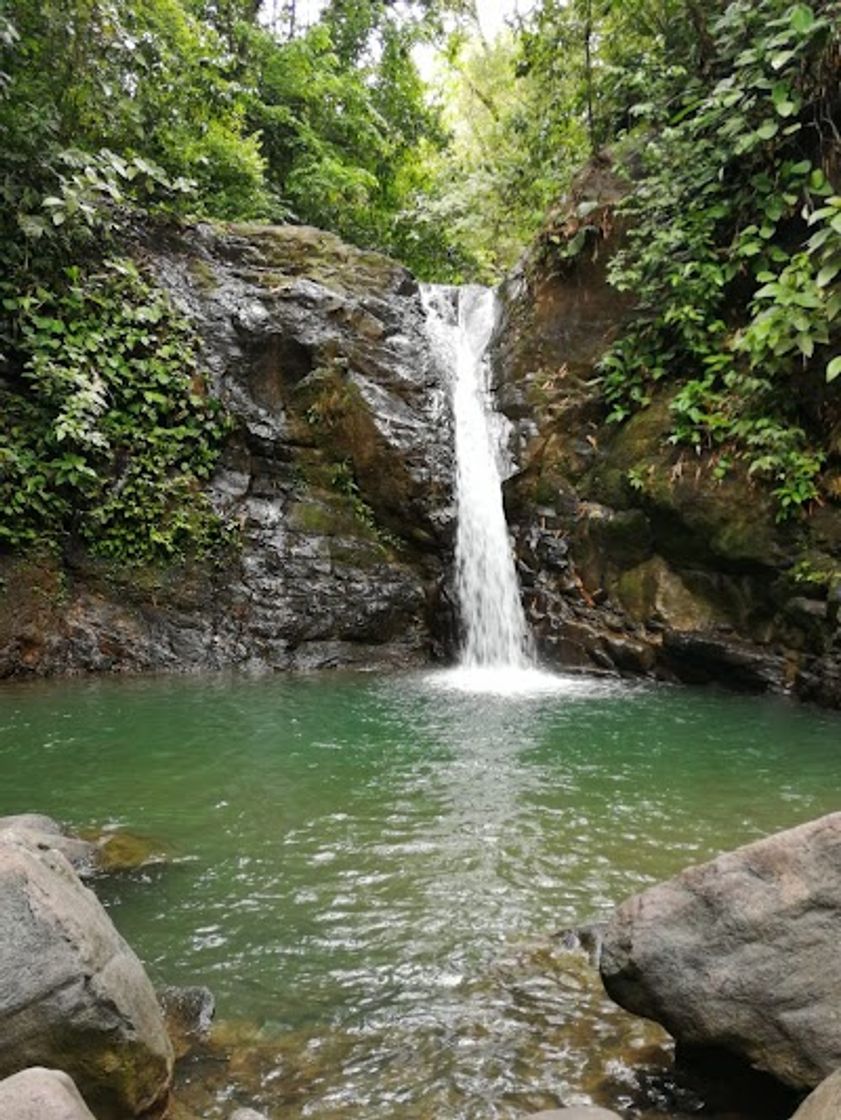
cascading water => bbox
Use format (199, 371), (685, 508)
(422, 284), (533, 674)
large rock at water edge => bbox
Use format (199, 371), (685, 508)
(0, 1067), (97, 1120)
(0, 838), (173, 1118)
(600, 812), (841, 1088)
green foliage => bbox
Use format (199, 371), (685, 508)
(0, 0), (470, 565)
(0, 0), (272, 224)
(596, 0), (840, 517)
(418, 31), (577, 282)
(237, 11), (460, 274)
(0, 260), (231, 561)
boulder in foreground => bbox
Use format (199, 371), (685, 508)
(600, 812), (841, 1088)
(0, 1067), (97, 1120)
(0, 838), (173, 1118)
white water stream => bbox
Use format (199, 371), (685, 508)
(423, 284), (570, 694)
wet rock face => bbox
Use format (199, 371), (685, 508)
(0, 837), (173, 1118)
(0, 223), (455, 677)
(600, 812), (841, 1090)
(492, 156), (841, 705)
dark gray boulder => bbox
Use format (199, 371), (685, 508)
(0, 837), (173, 1118)
(790, 1069), (841, 1119)
(0, 1067), (97, 1120)
(0, 222), (457, 677)
(600, 812), (841, 1089)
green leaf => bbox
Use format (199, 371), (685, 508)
(17, 213), (47, 239)
(789, 4), (816, 33)
(827, 356), (841, 382)
(756, 120), (779, 140)
(771, 83), (796, 116)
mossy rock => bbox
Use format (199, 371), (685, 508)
(573, 506), (654, 579)
(186, 257), (218, 293)
(587, 399), (786, 569)
(79, 827), (169, 874)
(226, 224), (414, 299)
(287, 495), (377, 543)
(612, 556), (720, 630)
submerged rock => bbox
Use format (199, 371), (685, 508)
(158, 986), (215, 1059)
(0, 1067), (97, 1120)
(791, 1069), (841, 1119)
(0, 815), (168, 879)
(600, 812), (841, 1089)
(0, 837), (173, 1118)
(81, 827), (168, 874)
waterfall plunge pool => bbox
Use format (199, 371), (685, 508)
(1, 668), (840, 1119)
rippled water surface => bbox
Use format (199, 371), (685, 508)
(1, 669), (840, 1118)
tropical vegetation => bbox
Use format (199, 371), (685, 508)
(0, 0), (838, 562)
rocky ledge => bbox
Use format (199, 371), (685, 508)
(0, 223), (456, 677)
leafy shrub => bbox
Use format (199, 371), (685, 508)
(598, 0), (840, 517)
(0, 259), (231, 561)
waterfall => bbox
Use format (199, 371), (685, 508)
(422, 284), (532, 669)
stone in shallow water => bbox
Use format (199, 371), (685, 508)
(229, 1109), (269, 1120)
(600, 811), (841, 1089)
(0, 1067), (97, 1120)
(158, 985), (216, 1059)
(81, 827), (169, 873)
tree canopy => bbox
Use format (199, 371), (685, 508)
(0, 0), (838, 559)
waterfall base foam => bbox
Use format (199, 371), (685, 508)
(426, 665), (627, 698)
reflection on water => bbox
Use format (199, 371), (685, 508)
(1, 670), (840, 1118)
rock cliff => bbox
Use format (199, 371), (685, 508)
(2, 181), (839, 702)
(492, 156), (841, 707)
(0, 223), (455, 675)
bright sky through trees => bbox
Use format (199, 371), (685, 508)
(260, 0), (533, 42)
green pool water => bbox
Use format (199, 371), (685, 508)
(1, 668), (840, 1118)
